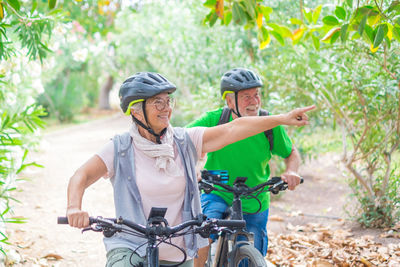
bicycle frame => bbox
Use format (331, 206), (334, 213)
(206, 179), (259, 267)
(200, 172), (302, 267)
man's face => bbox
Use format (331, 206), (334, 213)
(228, 87), (261, 117)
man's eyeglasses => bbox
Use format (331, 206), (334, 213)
(240, 94), (261, 103)
(148, 98), (176, 111)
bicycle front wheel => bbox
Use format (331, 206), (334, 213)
(230, 245), (267, 267)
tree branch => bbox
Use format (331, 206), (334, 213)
(343, 159), (374, 199)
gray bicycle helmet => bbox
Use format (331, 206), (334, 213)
(119, 72), (176, 115)
(220, 68), (263, 100)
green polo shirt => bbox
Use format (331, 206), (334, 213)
(186, 108), (293, 213)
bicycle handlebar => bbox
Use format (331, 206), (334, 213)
(199, 172), (304, 196)
(57, 215), (245, 237)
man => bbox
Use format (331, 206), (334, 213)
(187, 67), (302, 265)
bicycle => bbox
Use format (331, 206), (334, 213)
(58, 207), (245, 267)
(199, 170), (304, 267)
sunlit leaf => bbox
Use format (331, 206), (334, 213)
(215, 0), (224, 19)
(6, 0), (20, 11)
(256, 12), (262, 28)
(31, 0), (37, 14)
(260, 5), (272, 19)
(373, 24), (386, 48)
(0, 4), (3, 20)
(291, 27), (305, 41)
(335, 6), (346, 20)
(386, 23), (393, 40)
(259, 32), (270, 49)
(203, 0), (217, 8)
(321, 27), (340, 41)
(244, 0), (256, 18)
(290, 18), (303, 25)
(48, 0), (56, 9)
(209, 11), (218, 26)
(391, 25), (400, 42)
(330, 30), (340, 44)
(303, 8), (312, 24)
(312, 34), (320, 50)
(224, 11), (232, 25)
(322, 16), (339, 26)
(232, 2), (246, 25)
(358, 15), (368, 35)
(270, 31), (284, 45)
(364, 24), (374, 43)
(346, 0), (353, 8)
(387, 1), (400, 12)
(279, 25), (293, 38)
(340, 23), (349, 42)
(370, 44), (379, 53)
(368, 15), (380, 26)
(312, 5), (322, 24)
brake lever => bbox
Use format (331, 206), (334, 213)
(82, 224), (103, 233)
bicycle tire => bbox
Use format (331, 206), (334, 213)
(229, 244), (267, 267)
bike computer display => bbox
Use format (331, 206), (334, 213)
(148, 207), (167, 220)
(201, 170), (229, 184)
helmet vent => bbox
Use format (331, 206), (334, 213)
(148, 73), (162, 83)
(249, 72), (256, 80)
(142, 80), (153, 85)
(240, 71), (250, 81)
(234, 77), (243, 83)
(158, 74), (167, 82)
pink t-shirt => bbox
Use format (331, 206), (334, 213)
(97, 127), (205, 261)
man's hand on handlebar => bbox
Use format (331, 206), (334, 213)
(281, 171), (301, 190)
(66, 207), (90, 228)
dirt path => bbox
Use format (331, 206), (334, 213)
(3, 113), (398, 266)
(5, 113), (130, 266)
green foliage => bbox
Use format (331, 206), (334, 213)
(0, 103), (46, 253)
(348, 162), (400, 228)
(202, 0), (400, 51)
(112, 0), (254, 125)
(0, 0), (61, 256)
(0, 0), (64, 62)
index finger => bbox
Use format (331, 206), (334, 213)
(299, 105), (316, 113)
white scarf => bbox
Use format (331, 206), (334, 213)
(129, 123), (182, 177)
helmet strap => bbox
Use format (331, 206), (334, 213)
(130, 101), (166, 144)
(231, 92), (241, 118)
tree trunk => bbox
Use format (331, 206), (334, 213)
(98, 75), (114, 110)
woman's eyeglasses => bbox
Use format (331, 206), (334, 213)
(148, 98), (176, 111)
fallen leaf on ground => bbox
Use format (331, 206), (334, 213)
(43, 253), (63, 260)
(269, 215), (284, 222)
(267, 223), (400, 266)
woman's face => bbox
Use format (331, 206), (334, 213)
(144, 93), (174, 133)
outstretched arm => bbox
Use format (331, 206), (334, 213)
(202, 105), (315, 154)
(67, 155), (107, 228)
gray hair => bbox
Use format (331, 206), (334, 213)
(225, 92), (235, 102)
(130, 101), (143, 114)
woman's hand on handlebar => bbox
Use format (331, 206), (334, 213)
(66, 207), (90, 228)
(281, 171), (301, 190)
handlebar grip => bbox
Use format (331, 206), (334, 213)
(216, 219), (246, 228)
(57, 216), (97, 225)
(57, 216), (68, 224)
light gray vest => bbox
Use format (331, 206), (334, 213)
(103, 127), (207, 258)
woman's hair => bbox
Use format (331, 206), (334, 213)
(131, 102), (143, 114)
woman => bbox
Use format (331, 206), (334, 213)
(66, 72), (315, 266)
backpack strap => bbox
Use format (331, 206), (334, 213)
(217, 107), (274, 150)
(259, 109), (274, 151)
(217, 106), (232, 126)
